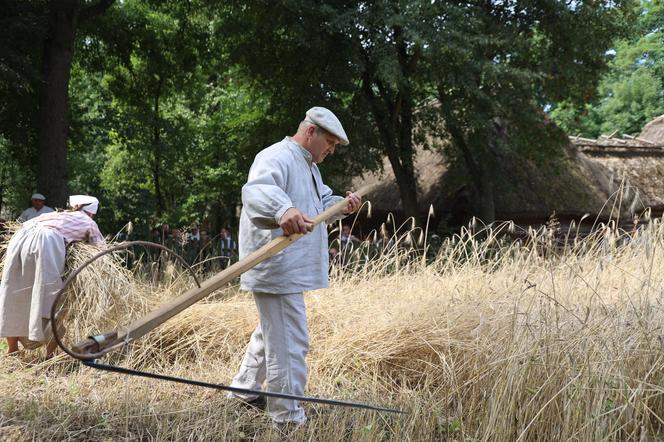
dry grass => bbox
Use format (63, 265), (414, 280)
(2, 217), (664, 441)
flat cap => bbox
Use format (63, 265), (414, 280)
(305, 107), (349, 146)
(31, 193), (46, 200)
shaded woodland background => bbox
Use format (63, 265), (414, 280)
(0, 0), (662, 238)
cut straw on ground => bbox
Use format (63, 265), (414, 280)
(2, 218), (664, 440)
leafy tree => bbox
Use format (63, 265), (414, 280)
(0, 0), (114, 212)
(180, 75), (269, 231)
(551, 0), (663, 137)
(219, 0), (631, 223)
(0, 0), (636, 230)
(0, 0), (45, 214)
(431, 1), (632, 221)
(75, 0), (264, 233)
(218, 1), (442, 222)
(0, 136), (35, 217)
(547, 101), (603, 138)
(37, 0), (115, 208)
(595, 0), (664, 134)
(80, 0), (208, 228)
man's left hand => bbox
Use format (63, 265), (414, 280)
(344, 191), (362, 214)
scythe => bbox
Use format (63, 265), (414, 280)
(49, 187), (401, 414)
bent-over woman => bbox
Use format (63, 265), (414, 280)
(0, 195), (104, 358)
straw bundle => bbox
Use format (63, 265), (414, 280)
(60, 242), (144, 346)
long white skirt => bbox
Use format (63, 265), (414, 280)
(0, 224), (65, 342)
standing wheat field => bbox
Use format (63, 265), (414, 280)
(2, 218), (664, 441)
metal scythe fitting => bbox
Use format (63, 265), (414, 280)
(71, 331), (118, 355)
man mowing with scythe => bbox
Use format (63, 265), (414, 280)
(228, 107), (361, 426)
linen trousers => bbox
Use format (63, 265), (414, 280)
(229, 292), (309, 424)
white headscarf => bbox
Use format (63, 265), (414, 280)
(68, 195), (99, 214)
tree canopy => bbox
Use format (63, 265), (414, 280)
(552, 0), (663, 138)
(219, 0), (632, 222)
(0, 0), (647, 234)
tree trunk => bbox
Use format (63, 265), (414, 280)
(36, 0), (114, 209)
(366, 100), (420, 224)
(476, 161), (495, 224)
(0, 169), (6, 214)
(392, 26), (420, 224)
(36, 0), (79, 209)
(152, 78), (165, 216)
(362, 62), (420, 225)
(442, 117), (496, 225)
(438, 87), (496, 225)
(383, 138), (419, 225)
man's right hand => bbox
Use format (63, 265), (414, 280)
(280, 208), (314, 236)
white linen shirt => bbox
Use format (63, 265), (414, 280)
(18, 205), (54, 222)
(239, 137), (345, 294)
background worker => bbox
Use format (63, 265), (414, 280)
(228, 107), (361, 425)
(219, 226), (238, 267)
(18, 193), (54, 222)
(0, 195), (104, 359)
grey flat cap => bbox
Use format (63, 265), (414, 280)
(305, 107), (349, 146)
(31, 193), (45, 200)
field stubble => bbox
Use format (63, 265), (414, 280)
(2, 219), (664, 441)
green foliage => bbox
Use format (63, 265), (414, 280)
(180, 77), (268, 227)
(0, 136), (35, 216)
(68, 63), (116, 230)
(549, 102), (603, 138)
(216, 1), (391, 185)
(0, 0), (46, 214)
(598, 68), (663, 134)
(66, 0), (269, 233)
(419, 1), (629, 220)
(551, 0), (663, 137)
(217, 1), (632, 224)
(0, 0), (643, 230)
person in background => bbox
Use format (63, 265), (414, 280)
(328, 246), (340, 268)
(200, 229), (212, 252)
(150, 227), (161, 243)
(160, 224), (172, 244)
(228, 106), (361, 426)
(198, 229), (213, 272)
(339, 224), (359, 244)
(18, 193), (54, 222)
(188, 223), (201, 241)
(219, 226), (238, 267)
(0, 195), (104, 359)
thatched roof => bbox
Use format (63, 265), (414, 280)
(569, 123), (664, 215)
(351, 148), (446, 214)
(577, 154), (664, 212)
(352, 144), (608, 224)
(352, 115), (664, 226)
(639, 115), (664, 144)
(483, 147), (606, 219)
(571, 134), (661, 151)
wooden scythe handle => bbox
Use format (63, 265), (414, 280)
(71, 187), (369, 359)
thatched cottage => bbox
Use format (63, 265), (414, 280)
(351, 115), (664, 232)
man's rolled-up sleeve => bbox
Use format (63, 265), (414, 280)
(242, 156), (293, 229)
